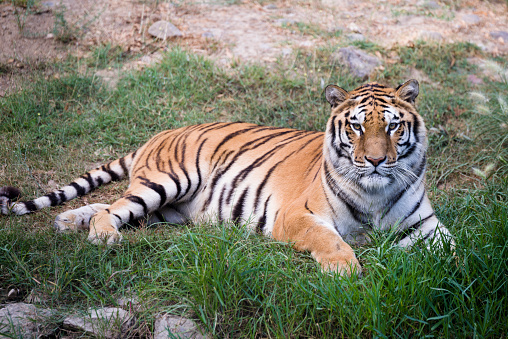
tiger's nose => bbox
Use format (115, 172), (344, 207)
(365, 156), (386, 167)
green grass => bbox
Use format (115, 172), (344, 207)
(0, 44), (507, 337)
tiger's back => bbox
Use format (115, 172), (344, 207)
(130, 122), (324, 234)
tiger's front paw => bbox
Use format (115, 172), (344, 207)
(88, 213), (122, 245)
(315, 253), (362, 277)
(88, 228), (123, 245)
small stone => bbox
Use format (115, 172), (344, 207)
(202, 31), (214, 38)
(331, 46), (381, 80)
(328, 26), (345, 33)
(263, 4), (277, 10)
(347, 33), (365, 42)
(276, 18), (296, 26)
(154, 314), (209, 339)
(347, 22), (361, 33)
(299, 41), (314, 48)
(281, 48), (292, 57)
(419, 30), (443, 41)
(46, 33), (54, 39)
(490, 31), (508, 42)
(0, 303), (55, 338)
(422, 1), (440, 9)
(148, 20), (183, 39)
(7, 58), (14, 64)
(63, 307), (136, 339)
(460, 14), (480, 25)
(467, 74), (484, 85)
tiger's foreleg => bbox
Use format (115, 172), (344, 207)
(396, 214), (454, 249)
(273, 211), (362, 276)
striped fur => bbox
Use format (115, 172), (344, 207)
(0, 80), (452, 276)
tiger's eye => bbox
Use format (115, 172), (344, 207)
(351, 123), (362, 131)
(389, 123), (399, 130)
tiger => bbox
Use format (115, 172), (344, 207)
(0, 79), (453, 276)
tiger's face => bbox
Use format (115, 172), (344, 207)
(324, 80), (426, 191)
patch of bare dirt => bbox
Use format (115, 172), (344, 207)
(1, 0), (507, 95)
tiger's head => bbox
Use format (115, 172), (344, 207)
(324, 80), (426, 192)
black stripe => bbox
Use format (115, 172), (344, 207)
(129, 211), (135, 224)
(24, 201), (37, 212)
(324, 162), (369, 224)
(423, 228), (436, 241)
(58, 190), (67, 202)
(70, 182), (85, 196)
(47, 192), (59, 206)
(305, 201), (314, 215)
(153, 210), (165, 223)
(397, 213), (434, 240)
(210, 126), (258, 160)
(119, 157), (128, 174)
(256, 195), (271, 234)
(81, 173), (95, 189)
(190, 138), (207, 200)
(401, 191), (425, 223)
(113, 214), (122, 223)
(96, 176), (104, 186)
(101, 164), (120, 181)
(139, 178), (167, 208)
(232, 188), (248, 224)
(218, 186), (227, 222)
(125, 195), (148, 215)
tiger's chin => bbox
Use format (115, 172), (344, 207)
(358, 173), (392, 191)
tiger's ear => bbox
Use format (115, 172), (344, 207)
(325, 85), (349, 108)
(396, 79), (419, 105)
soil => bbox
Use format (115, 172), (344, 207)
(1, 0), (507, 96)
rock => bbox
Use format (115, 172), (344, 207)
(0, 303), (55, 338)
(63, 307), (136, 338)
(490, 31), (508, 43)
(347, 33), (365, 42)
(263, 4), (277, 10)
(154, 314), (209, 339)
(467, 74), (484, 85)
(347, 22), (361, 33)
(202, 31), (214, 38)
(148, 20), (183, 40)
(331, 46), (381, 80)
(460, 14), (480, 25)
(419, 30), (443, 41)
(328, 26), (345, 33)
(275, 18), (296, 26)
(281, 48), (292, 57)
(422, 1), (440, 9)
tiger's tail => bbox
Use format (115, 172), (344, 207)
(0, 152), (136, 216)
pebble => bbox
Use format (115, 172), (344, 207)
(281, 48), (292, 57)
(263, 4), (277, 10)
(460, 14), (480, 25)
(419, 30), (443, 41)
(347, 33), (365, 42)
(276, 18), (296, 26)
(202, 31), (214, 38)
(490, 31), (508, 43)
(331, 46), (381, 80)
(422, 0), (440, 9)
(148, 20), (183, 39)
(154, 314), (209, 339)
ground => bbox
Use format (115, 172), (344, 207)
(1, 0), (507, 96)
